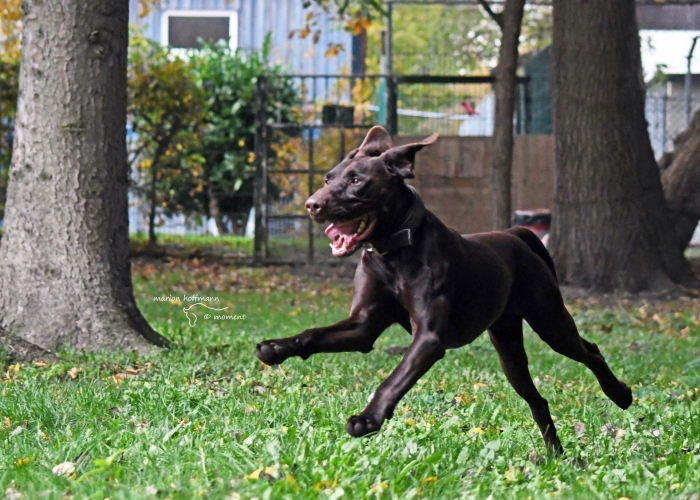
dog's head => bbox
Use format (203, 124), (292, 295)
(305, 125), (438, 257)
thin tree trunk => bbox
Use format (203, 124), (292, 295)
(148, 158), (159, 247)
(660, 109), (700, 251)
(482, 0), (526, 230)
(147, 143), (167, 248)
(550, 0), (696, 292)
(208, 182), (228, 235)
(0, 0), (168, 355)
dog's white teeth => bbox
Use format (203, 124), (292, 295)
(357, 219), (366, 233)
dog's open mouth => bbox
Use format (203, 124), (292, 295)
(325, 213), (377, 257)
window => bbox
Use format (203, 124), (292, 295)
(160, 11), (238, 51)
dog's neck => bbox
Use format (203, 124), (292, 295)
(369, 184), (425, 255)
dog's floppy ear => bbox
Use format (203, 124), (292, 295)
(357, 125), (394, 157)
(380, 132), (438, 179)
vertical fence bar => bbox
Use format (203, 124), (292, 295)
(662, 91), (667, 154)
(263, 117), (270, 260)
(387, 76), (398, 135)
(339, 125), (346, 163)
(307, 125), (315, 263)
(253, 77), (266, 265)
(524, 78), (532, 134)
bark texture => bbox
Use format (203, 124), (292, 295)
(0, 0), (168, 354)
(550, 0), (696, 292)
(660, 109), (700, 251)
(486, 0), (525, 230)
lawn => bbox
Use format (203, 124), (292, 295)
(1, 260), (700, 499)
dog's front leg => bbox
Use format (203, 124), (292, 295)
(346, 333), (445, 437)
(256, 303), (400, 365)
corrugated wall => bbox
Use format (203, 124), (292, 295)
(129, 0), (353, 74)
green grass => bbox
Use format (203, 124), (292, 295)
(1, 265), (700, 499)
(130, 233), (254, 255)
(129, 233), (336, 262)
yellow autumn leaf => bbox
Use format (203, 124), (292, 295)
(369, 481), (388, 494)
(469, 427), (485, 434)
(420, 476), (438, 484)
(245, 468), (261, 480)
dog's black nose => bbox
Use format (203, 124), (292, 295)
(305, 196), (325, 216)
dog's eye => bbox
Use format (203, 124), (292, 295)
(351, 177), (361, 185)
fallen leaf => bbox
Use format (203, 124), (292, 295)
(420, 476), (438, 484)
(369, 482), (388, 494)
(52, 461), (76, 476)
(574, 422), (586, 436)
(4, 487), (22, 500)
(244, 468), (261, 480)
(600, 422), (617, 435)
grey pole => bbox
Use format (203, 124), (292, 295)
(685, 36), (700, 127)
(384, 1), (398, 134)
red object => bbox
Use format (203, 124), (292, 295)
(512, 209), (551, 242)
(461, 101), (480, 116)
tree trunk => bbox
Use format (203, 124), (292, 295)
(660, 109), (700, 251)
(208, 183), (228, 235)
(550, 0), (696, 292)
(489, 0), (525, 230)
(0, 0), (168, 355)
(148, 158), (159, 247)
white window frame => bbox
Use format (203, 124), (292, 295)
(160, 10), (238, 52)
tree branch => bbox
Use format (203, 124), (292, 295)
(477, 0), (504, 30)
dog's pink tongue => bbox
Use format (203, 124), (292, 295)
(324, 220), (358, 239)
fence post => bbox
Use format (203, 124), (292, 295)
(307, 125), (315, 264)
(387, 76), (398, 135)
(253, 76), (267, 265)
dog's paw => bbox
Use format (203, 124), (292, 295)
(346, 414), (382, 437)
(256, 340), (293, 365)
(614, 380), (634, 410)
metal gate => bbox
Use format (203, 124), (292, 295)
(253, 74), (382, 264)
(252, 73), (531, 264)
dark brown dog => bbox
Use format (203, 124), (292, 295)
(256, 126), (632, 452)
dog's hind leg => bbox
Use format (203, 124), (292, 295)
(489, 315), (563, 453)
(524, 296), (633, 410)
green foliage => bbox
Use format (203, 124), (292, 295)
(127, 29), (207, 234)
(0, 55), (19, 221)
(2, 264), (700, 498)
(188, 35), (300, 204)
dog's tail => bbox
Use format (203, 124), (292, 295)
(507, 226), (558, 283)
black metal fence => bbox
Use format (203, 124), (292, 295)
(252, 73), (532, 264)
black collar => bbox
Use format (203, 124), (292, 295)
(368, 185), (426, 255)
